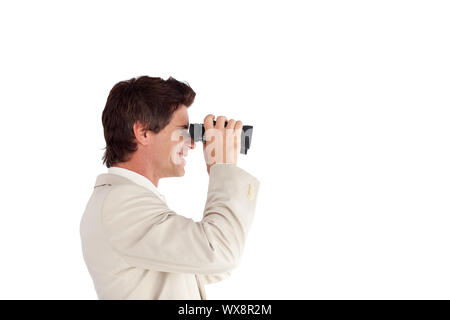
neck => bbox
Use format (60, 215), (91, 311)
(112, 159), (160, 187)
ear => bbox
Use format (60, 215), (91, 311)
(133, 121), (151, 146)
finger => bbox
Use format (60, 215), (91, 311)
(204, 114), (215, 130)
(226, 119), (236, 129)
(215, 115), (227, 128)
(235, 120), (243, 133)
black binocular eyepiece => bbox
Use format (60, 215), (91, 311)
(189, 121), (253, 154)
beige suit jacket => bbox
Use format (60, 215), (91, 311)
(79, 163), (260, 299)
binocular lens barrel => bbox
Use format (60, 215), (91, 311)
(189, 121), (253, 154)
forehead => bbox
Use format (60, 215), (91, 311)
(171, 105), (189, 124)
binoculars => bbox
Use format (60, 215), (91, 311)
(189, 121), (253, 154)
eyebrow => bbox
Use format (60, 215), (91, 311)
(178, 123), (189, 129)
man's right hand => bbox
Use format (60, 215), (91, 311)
(202, 114), (243, 175)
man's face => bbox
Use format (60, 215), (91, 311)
(148, 105), (195, 178)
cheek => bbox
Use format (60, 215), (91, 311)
(167, 141), (184, 163)
(151, 138), (171, 161)
(172, 139), (184, 153)
(156, 132), (184, 163)
(167, 131), (184, 152)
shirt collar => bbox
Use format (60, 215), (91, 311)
(107, 166), (166, 203)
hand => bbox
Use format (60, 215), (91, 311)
(202, 114), (243, 175)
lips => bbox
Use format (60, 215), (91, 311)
(178, 152), (186, 164)
(178, 148), (188, 157)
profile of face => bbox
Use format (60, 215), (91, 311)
(133, 105), (195, 178)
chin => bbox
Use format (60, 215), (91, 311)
(175, 165), (185, 177)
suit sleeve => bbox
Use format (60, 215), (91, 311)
(101, 163), (260, 275)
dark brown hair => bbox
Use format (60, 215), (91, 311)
(101, 76), (196, 167)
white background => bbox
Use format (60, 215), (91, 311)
(0, 1), (449, 299)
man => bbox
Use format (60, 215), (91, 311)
(79, 76), (260, 299)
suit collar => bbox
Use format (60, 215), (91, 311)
(94, 167), (166, 203)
